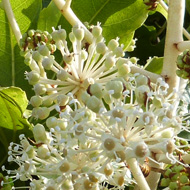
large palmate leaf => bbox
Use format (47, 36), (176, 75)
(38, 0), (149, 49)
(0, 87), (31, 166)
(0, 0), (41, 96)
(71, 0), (149, 49)
(0, 87), (29, 130)
(144, 56), (163, 74)
(38, 1), (61, 32)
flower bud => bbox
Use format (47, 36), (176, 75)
(47, 44), (56, 53)
(89, 83), (103, 98)
(136, 75), (149, 86)
(33, 84), (46, 95)
(28, 29), (35, 37)
(81, 50), (88, 61)
(57, 94), (69, 106)
(51, 30), (60, 42)
(30, 95), (43, 107)
(113, 46), (124, 57)
(69, 32), (76, 43)
(160, 178), (170, 187)
(108, 39), (119, 51)
(92, 25), (102, 38)
(46, 116), (57, 129)
(177, 58), (184, 69)
(42, 57), (54, 70)
(32, 51), (42, 62)
(130, 57), (138, 64)
(118, 64), (131, 76)
(96, 42), (107, 54)
(32, 107), (50, 120)
(104, 56), (116, 69)
(169, 182), (178, 190)
(81, 91), (90, 104)
(33, 124), (47, 143)
(27, 71), (40, 85)
(38, 45), (50, 56)
(57, 119), (67, 130)
(57, 69), (69, 81)
(116, 58), (129, 68)
(86, 95), (102, 113)
(58, 28), (66, 40)
(102, 89), (111, 104)
(176, 70), (189, 79)
(106, 80), (123, 99)
(179, 175), (189, 184)
(42, 98), (53, 107)
(73, 27), (84, 41)
(37, 144), (50, 159)
(135, 85), (150, 106)
(24, 58), (32, 66)
(63, 54), (74, 64)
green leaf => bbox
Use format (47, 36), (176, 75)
(144, 56), (163, 74)
(156, 4), (167, 19)
(0, 0), (42, 98)
(0, 87), (30, 130)
(0, 87), (31, 166)
(186, 0), (190, 15)
(37, 1), (61, 32)
(69, 0), (149, 49)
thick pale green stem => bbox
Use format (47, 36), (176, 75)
(158, 0), (190, 40)
(176, 41), (190, 52)
(145, 161), (164, 190)
(2, 0), (22, 44)
(53, 0), (93, 43)
(131, 65), (161, 83)
(161, 0), (185, 94)
(127, 158), (150, 190)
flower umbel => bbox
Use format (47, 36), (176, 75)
(2, 71), (190, 189)
(20, 24), (130, 120)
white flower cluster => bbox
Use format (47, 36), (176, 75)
(2, 25), (190, 190)
(20, 24), (134, 120)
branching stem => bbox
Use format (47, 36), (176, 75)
(130, 65), (161, 83)
(176, 41), (190, 52)
(127, 158), (150, 190)
(161, 0), (185, 94)
(2, 0), (22, 44)
(53, 0), (93, 43)
(158, 0), (190, 40)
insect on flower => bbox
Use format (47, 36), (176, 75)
(139, 158), (151, 178)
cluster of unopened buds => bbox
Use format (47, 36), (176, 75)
(176, 50), (190, 80)
(1, 24), (190, 190)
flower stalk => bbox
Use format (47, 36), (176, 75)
(2, 0), (22, 44)
(176, 41), (190, 52)
(161, 0), (185, 94)
(52, 0), (93, 43)
(127, 158), (150, 190)
(158, 0), (190, 40)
